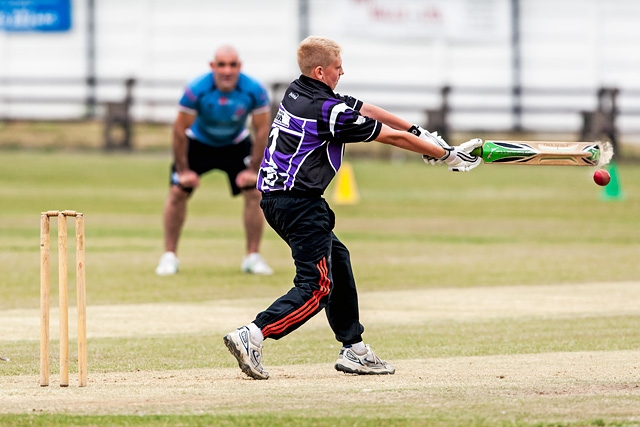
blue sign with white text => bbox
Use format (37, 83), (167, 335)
(0, 0), (71, 32)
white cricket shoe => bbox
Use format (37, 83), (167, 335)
(335, 344), (395, 375)
(241, 253), (273, 275)
(155, 251), (179, 276)
(223, 326), (269, 380)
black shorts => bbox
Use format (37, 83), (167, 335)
(170, 137), (253, 196)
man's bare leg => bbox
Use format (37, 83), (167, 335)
(156, 186), (190, 275)
(241, 188), (273, 274)
(243, 188), (263, 254)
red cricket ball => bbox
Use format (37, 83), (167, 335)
(593, 169), (611, 186)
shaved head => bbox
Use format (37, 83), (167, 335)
(214, 45), (239, 60)
(210, 45), (242, 92)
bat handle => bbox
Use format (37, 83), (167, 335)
(471, 147), (482, 157)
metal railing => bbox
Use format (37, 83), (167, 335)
(1, 77), (638, 152)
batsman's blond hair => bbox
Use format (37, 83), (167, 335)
(297, 36), (342, 76)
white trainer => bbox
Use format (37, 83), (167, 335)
(335, 344), (395, 375)
(223, 326), (269, 380)
(241, 253), (273, 275)
(155, 251), (179, 276)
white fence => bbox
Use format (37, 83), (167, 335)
(1, 0), (640, 137)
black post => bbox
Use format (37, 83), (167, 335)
(299, 0), (309, 41)
(511, 0), (522, 131)
(86, 0), (96, 119)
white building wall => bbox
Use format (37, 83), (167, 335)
(1, 0), (639, 134)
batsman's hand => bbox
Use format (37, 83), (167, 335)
(408, 125), (450, 166)
(459, 137), (483, 153)
(440, 138), (483, 172)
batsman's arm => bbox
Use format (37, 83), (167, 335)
(376, 126), (483, 172)
(375, 125), (446, 157)
(359, 102), (413, 131)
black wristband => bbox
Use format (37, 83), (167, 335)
(407, 125), (420, 136)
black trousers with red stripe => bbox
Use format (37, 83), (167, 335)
(254, 193), (365, 346)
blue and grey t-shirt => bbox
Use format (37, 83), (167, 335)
(179, 72), (270, 147)
(258, 75), (381, 195)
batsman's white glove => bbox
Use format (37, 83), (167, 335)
(408, 125), (450, 165)
(440, 138), (483, 172)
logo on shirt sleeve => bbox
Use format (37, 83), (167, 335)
(274, 110), (291, 128)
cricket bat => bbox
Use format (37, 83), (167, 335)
(470, 140), (613, 166)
